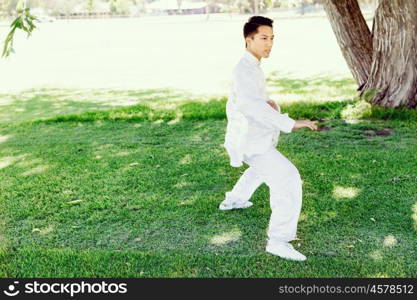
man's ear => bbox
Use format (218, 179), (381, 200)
(245, 36), (251, 47)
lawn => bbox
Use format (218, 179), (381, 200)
(0, 78), (416, 277)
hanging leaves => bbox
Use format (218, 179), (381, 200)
(2, 7), (39, 58)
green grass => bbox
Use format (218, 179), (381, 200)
(1, 78), (416, 277)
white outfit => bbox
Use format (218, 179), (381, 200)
(222, 50), (302, 245)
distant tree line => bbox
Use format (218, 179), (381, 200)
(0, 0), (379, 16)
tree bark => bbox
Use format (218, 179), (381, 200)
(323, 0), (373, 88)
(361, 0), (417, 108)
(205, 0), (210, 20)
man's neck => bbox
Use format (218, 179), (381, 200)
(246, 49), (261, 61)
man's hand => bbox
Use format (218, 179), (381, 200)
(293, 120), (318, 131)
(267, 100), (279, 111)
(266, 101), (317, 131)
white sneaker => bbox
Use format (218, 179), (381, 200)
(266, 242), (307, 261)
(219, 198), (253, 211)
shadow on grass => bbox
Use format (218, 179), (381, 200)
(0, 75), (360, 126)
(29, 98), (417, 125)
(2, 76), (416, 128)
(267, 74), (356, 92)
(266, 73), (358, 101)
(1, 80), (417, 276)
(1, 113), (417, 276)
(0, 88), (201, 125)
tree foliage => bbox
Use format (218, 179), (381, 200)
(2, 1), (38, 58)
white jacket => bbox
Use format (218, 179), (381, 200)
(224, 50), (296, 167)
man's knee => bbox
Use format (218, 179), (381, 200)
(289, 164), (301, 181)
(281, 162), (301, 182)
(265, 163), (301, 189)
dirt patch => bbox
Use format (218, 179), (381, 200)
(375, 128), (393, 136)
(313, 119), (331, 131)
(317, 126), (331, 131)
(364, 128), (393, 137)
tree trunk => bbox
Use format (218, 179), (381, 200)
(323, 0), (373, 88)
(254, 0), (259, 14)
(361, 0), (417, 108)
(177, 0), (182, 14)
(205, 0), (210, 20)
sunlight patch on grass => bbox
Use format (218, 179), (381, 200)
(341, 100), (372, 120)
(173, 181), (191, 189)
(372, 273), (390, 278)
(32, 225), (54, 236)
(0, 96), (14, 106)
(298, 212), (308, 222)
(412, 203), (417, 230)
(0, 219), (7, 251)
(383, 235), (397, 247)
(167, 118), (181, 125)
(369, 250), (383, 261)
(170, 268), (197, 278)
(332, 186), (360, 200)
(93, 146), (139, 161)
(110, 150), (138, 158)
(179, 154), (192, 165)
(322, 211), (338, 222)
(148, 102), (179, 110)
(0, 135), (12, 144)
(190, 135), (202, 142)
(53, 90), (141, 107)
(178, 198), (195, 206)
(267, 75), (357, 103)
(21, 165), (50, 176)
(96, 144), (115, 150)
(210, 229), (241, 246)
(170, 110), (184, 124)
(0, 155), (26, 169)
(15, 158), (43, 169)
(345, 119), (361, 124)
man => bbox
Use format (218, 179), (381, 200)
(220, 16), (318, 261)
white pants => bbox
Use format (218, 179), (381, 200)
(227, 148), (302, 244)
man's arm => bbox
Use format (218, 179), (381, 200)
(267, 99), (317, 131)
(234, 68), (296, 133)
(266, 100), (279, 112)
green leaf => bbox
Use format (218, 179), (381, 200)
(2, 8), (38, 58)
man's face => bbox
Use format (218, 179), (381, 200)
(246, 25), (274, 60)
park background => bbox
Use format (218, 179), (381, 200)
(0, 0), (416, 277)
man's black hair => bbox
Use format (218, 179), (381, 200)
(243, 16), (274, 48)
